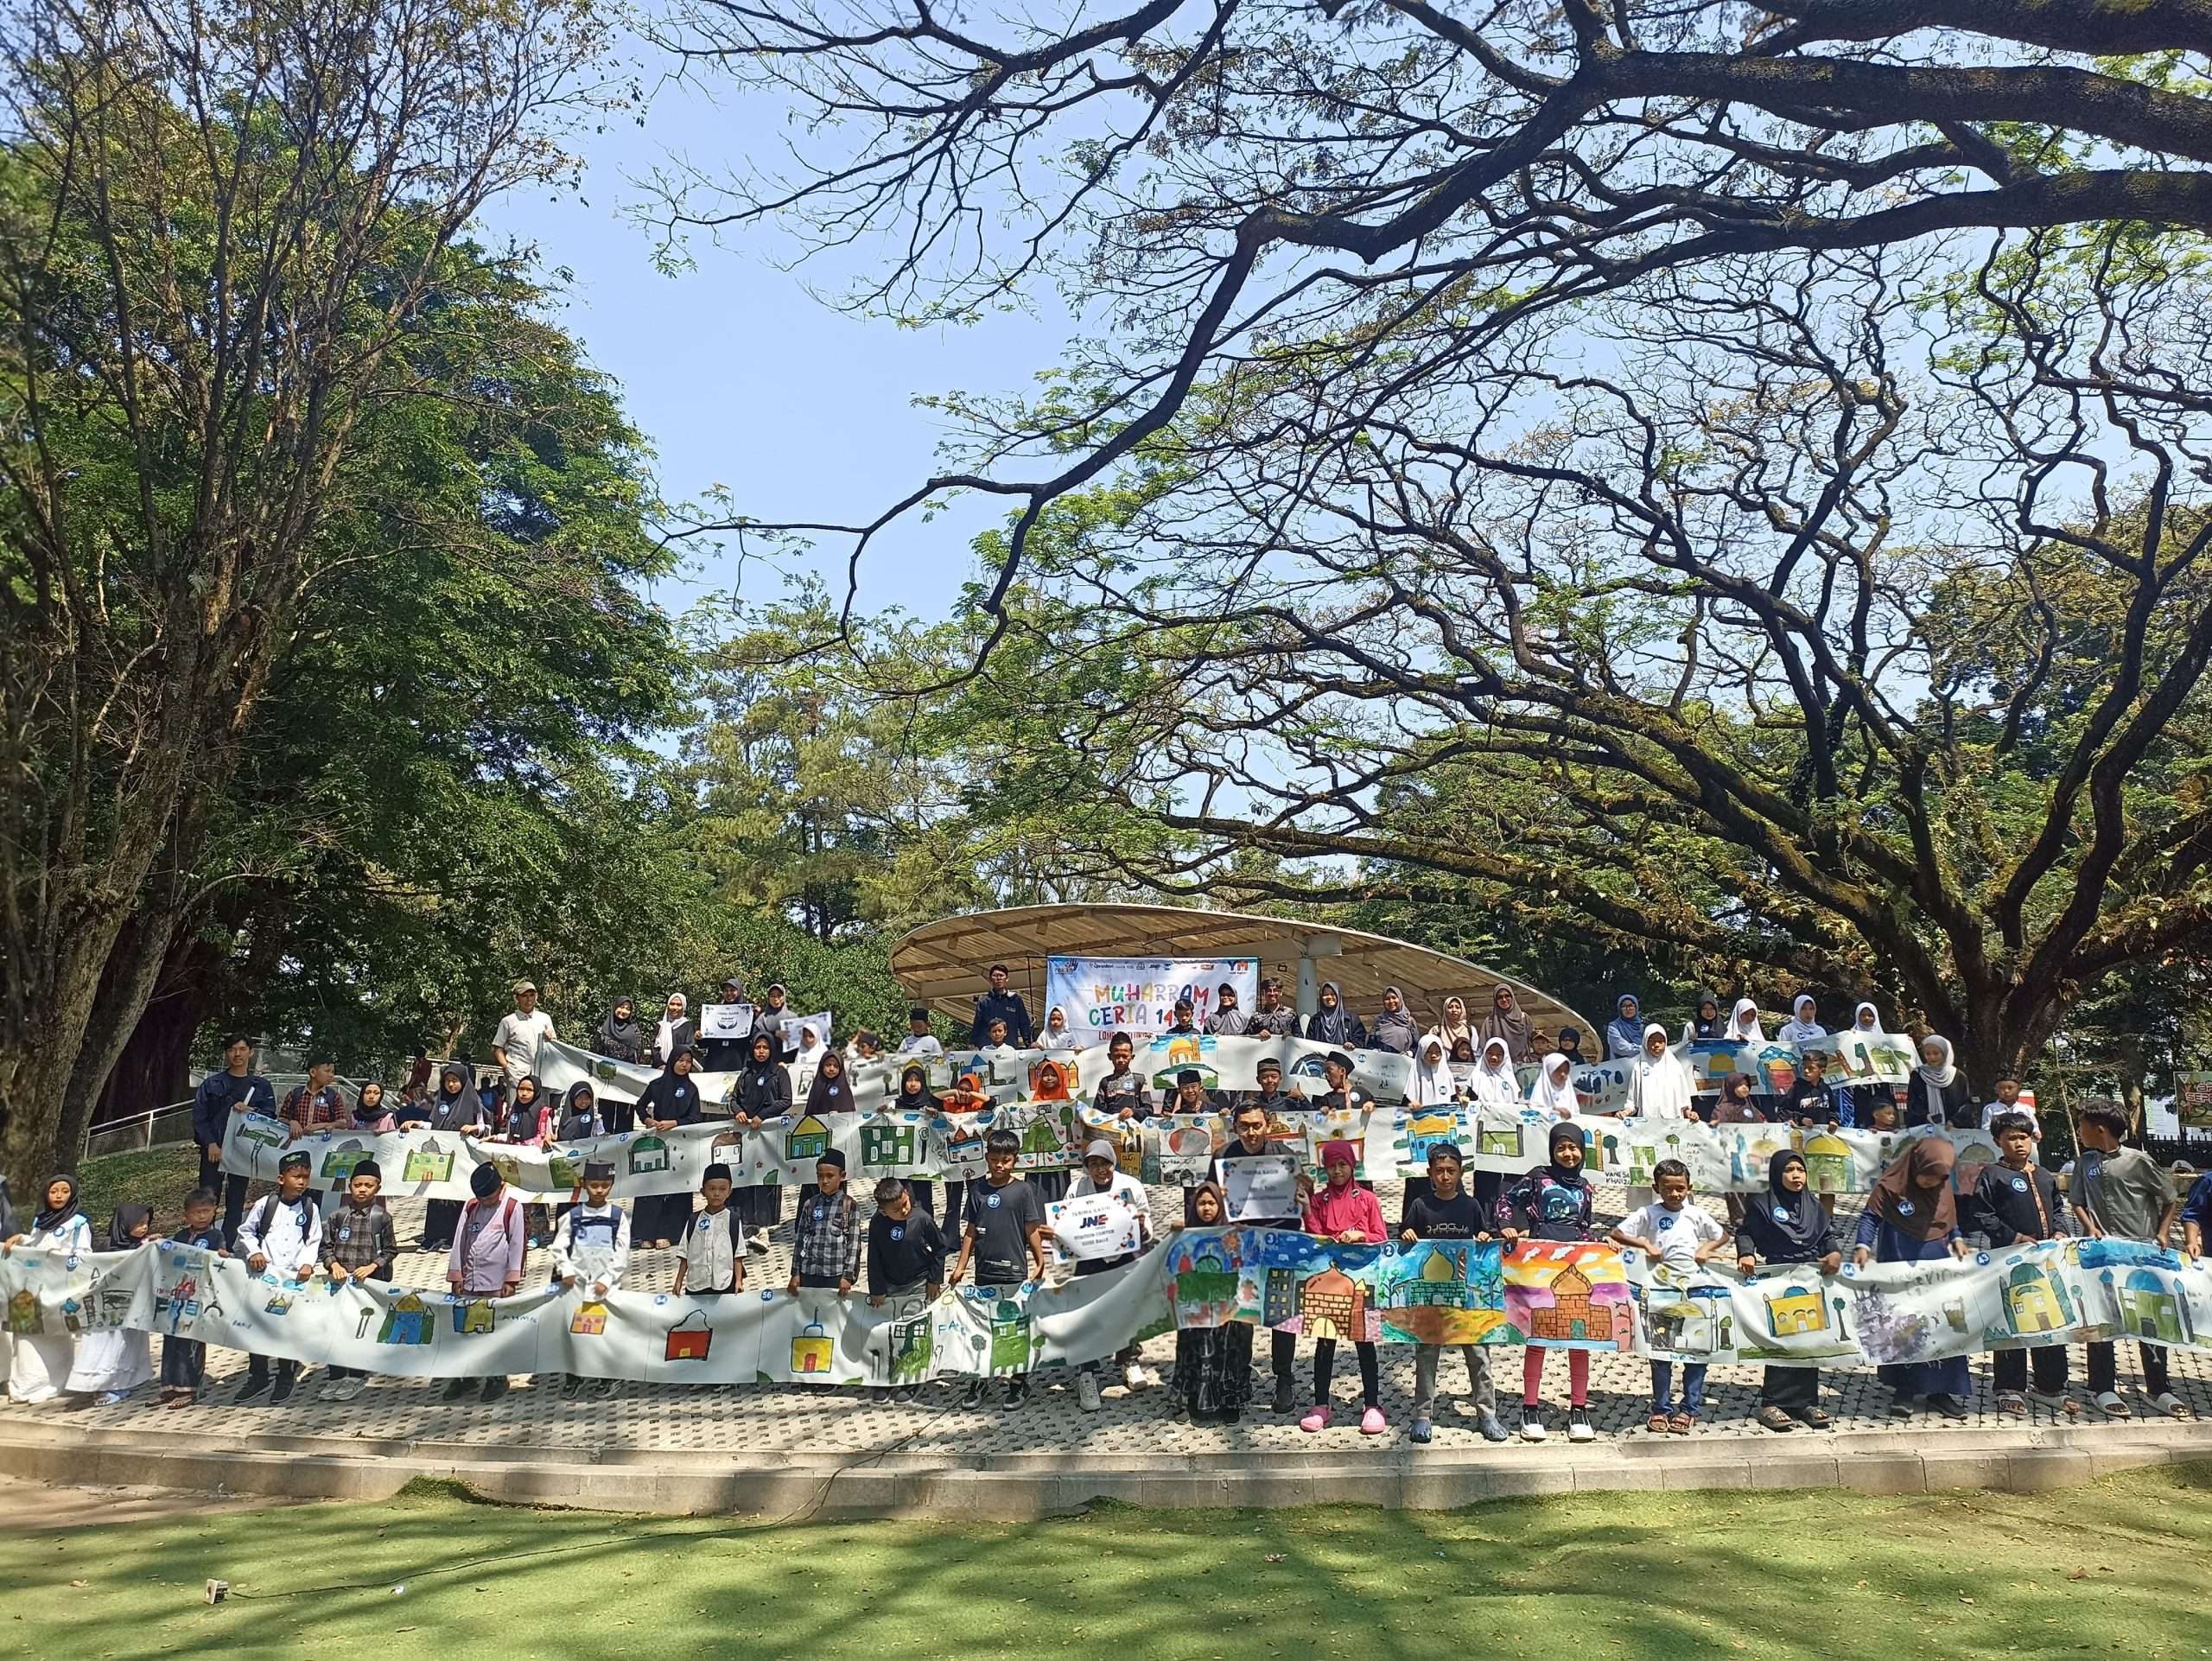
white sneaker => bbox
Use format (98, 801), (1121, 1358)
(1076, 1372), (1103, 1413)
(330, 1378), (365, 1403)
(1567, 1407), (1597, 1442)
(1519, 1408), (1548, 1442)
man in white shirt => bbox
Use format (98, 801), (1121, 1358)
(492, 980), (557, 1085)
(236, 1152), (324, 1404)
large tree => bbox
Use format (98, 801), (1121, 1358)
(652, 0), (2212, 1087)
(0, 0), (610, 1187)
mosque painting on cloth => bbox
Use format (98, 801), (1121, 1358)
(1376, 1238), (1510, 1346)
(1147, 1032), (1218, 1090)
(1504, 1243), (1636, 1349)
(1243, 1231), (1384, 1341)
(1165, 1228), (1248, 1327)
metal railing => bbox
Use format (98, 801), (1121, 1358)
(80, 1073), (375, 1160)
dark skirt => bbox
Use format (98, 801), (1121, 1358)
(736, 1183), (782, 1230)
(159, 1336), (206, 1390)
(421, 1198), (461, 1251)
(1173, 1321), (1255, 1414)
(1761, 1365), (1820, 1409)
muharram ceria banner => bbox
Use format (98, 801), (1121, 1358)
(1045, 956), (1261, 1042)
(16, 1231), (2209, 1385)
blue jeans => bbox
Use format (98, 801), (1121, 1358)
(1651, 1360), (1706, 1415)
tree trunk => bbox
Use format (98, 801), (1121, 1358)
(93, 940), (215, 1127)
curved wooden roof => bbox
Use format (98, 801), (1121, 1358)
(890, 903), (1595, 1042)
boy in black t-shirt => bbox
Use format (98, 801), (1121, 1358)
(949, 1129), (1049, 1410)
(1398, 1144), (1506, 1445)
(1780, 1051), (1838, 1126)
(868, 1178), (949, 1403)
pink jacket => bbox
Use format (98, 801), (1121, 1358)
(448, 1193), (527, 1292)
(1305, 1181), (1385, 1242)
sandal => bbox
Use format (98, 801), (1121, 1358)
(1795, 1407), (1832, 1429)
(2094, 1390), (2131, 1419)
(1668, 1411), (1694, 1435)
(1756, 1404), (1796, 1432)
(1647, 1413), (1671, 1435)
(1995, 1391), (2027, 1418)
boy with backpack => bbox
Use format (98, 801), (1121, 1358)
(552, 1160), (630, 1400)
(235, 1151), (323, 1404)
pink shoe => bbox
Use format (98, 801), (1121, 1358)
(1299, 1404), (1332, 1433)
(1359, 1406), (1386, 1435)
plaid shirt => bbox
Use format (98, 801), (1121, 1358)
(324, 1198), (397, 1276)
(283, 1084), (347, 1130)
(792, 1190), (861, 1282)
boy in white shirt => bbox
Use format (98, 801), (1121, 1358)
(672, 1163), (747, 1299)
(1979, 1078), (2039, 1136)
(1612, 1158), (1726, 1433)
(235, 1152), (323, 1404)
(893, 1008), (944, 1060)
(1063, 1141), (1153, 1410)
(552, 1161), (630, 1400)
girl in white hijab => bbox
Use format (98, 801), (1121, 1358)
(1725, 997), (1766, 1044)
(1777, 995), (1826, 1047)
(1410, 1035), (1458, 1106)
(1623, 1025), (1694, 1121)
(1039, 1005), (1077, 1051)
(653, 993), (691, 1067)
(1907, 1033), (1974, 1128)
(1524, 1052), (1580, 1119)
(1465, 1036), (1520, 1111)
(1852, 1002), (1883, 1033)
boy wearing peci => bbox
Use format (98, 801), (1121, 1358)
(319, 1160), (397, 1403)
(1961, 1111), (2072, 1415)
(234, 1152), (323, 1404)
(156, 1188), (227, 1409)
(444, 1163), (527, 1404)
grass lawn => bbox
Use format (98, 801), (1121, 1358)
(70, 1147), (208, 1228)
(3, 1465), (2206, 1660)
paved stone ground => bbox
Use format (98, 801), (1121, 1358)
(10, 1177), (2206, 1460)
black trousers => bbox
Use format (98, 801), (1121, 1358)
(198, 1152), (251, 1245)
(160, 1337), (207, 1391)
(1993, 1346), (2069, 1394)
(1268, 1328), (1297, 1381)
(1313, 1339), (1380, 1409)
(2088, 1340), (2170, 1397)
(1760, 1365), (1821, 1410)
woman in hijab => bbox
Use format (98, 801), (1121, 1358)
(1680, 992), (1725, 1043)
(1039, 1006), (1078, 1052)
(1370, 986), (1419, 1055)
(1734, 1149), (1842, 1430)
(594, 996), (645, 1065)
(731, 1030), (791, 1240)
(3, 1175), (92, 1403)
(1712, 1072), (1767, 1125)
(499, 1076), (550, 1145)
(1605, 995), (1646, 1060)
(1431, 995), (1476, 1054)
(1906, 1034), (1974, 1128)
(1524, 1052), (1580, 1119)
(353, 1080), (395, 1133)
(1304, 982), (1367, 1049)
(652, 993), (695, 1067)
(556, 1080), (605, 1141)
(1497, 1123), (1598, 1440)
(1623, 1026), (1694, 1121)
(66, 1206), (157, 1403)
(634, 1048), (706, 1247)
(1462, 1037), (1519, 1111)
(416, 1063), (481, 1251)
(1410, 1035), (1457, 1106)
(1855, 1139), (1973, 1417)
(1481, 983), (1535, 1065)
(1776, 995), (1826, 1049)
(1724, 998), (1766, 1045)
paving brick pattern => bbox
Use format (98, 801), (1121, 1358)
(13, 1177), (2205, 1461)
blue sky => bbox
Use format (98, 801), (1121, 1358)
(478, 72), (1075, 624)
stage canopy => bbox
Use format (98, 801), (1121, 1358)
(890, 903), (1594, 1044)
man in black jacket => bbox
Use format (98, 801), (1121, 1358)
(969, 964), (1034, 1047)
(192, 1034), (275, 1244)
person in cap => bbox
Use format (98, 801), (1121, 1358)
(789, 1150), (861, 1301)
(969, 963), (1034, 1047)
(554, 1159), (632, 1400)
(1204, 982), (1252, 1036)
(673, 1161), (745, 1300)
(695, 978), (753, 1072)
(1064, 1140), (1154, 1412)
(1240, 1053), (1301, 1113)
(1497, 1123), (1599, 1442)
(493, 980), (558, 1086)
(319, 1158), (397, 1403)
(443, 1162), (526, 1404)
(235, 1151), (323, 1405)
(894, 1006), (944, 1060)
(1168, 1068), (1219, 1115)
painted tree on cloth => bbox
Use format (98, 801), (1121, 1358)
(0, 0), (613, 1188)
(651, 0), (2212, 1091)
